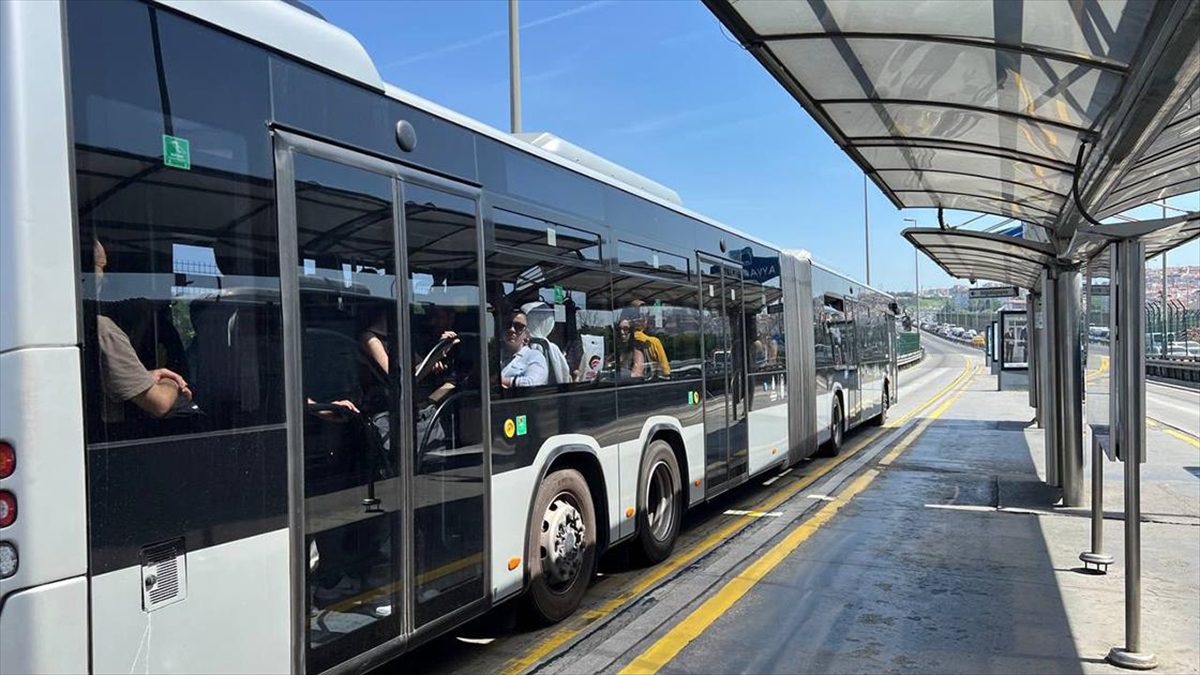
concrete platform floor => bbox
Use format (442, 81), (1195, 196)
(608, 351), (1199, 674)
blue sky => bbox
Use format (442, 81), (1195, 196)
(310, 0), (1198, 293)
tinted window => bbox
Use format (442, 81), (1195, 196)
(292, 155), (402, 669)
(477, 140), (605, 222)
(746, 279), (786, 373)
(403, 184), (487, 626)
(612, 275), (702, 382)
(270, 59), (477, 180)
(618, 241), (691, 281)
(493, 208), (601, 262)
(72, 1), (280, 444)
(486, 254), (614, 396)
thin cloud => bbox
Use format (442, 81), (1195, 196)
(385, 0), (614, 68)
(609, 103), (738, 137)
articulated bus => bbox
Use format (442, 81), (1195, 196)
(0, 1), (898, 672)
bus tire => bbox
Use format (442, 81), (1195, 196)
(871, 381), (889, 426)
(821, 396), (844, 457)
(635, 440), (683, 564)
(524, 467), (596, 624)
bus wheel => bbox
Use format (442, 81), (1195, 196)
(871, 382), (889, 426)
(524, 468), (596, 624)
(636, 440), (682, 564)
(822, 397), (844, 457)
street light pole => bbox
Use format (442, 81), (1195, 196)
(863, 174), (871, 285)
(508, 0), (522, 134)
(904, 218), (918, 321)
(1161, 202), (1168, 355)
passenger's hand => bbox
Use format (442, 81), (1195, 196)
(151, 368), (192, 399)
(331, 399), (360, 414)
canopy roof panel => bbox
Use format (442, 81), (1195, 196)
(706, 0), (1199, 234)
(903, 228), (1056, 289)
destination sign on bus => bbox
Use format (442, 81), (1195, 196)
(969, 286), (1019, 299)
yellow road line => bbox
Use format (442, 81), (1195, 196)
(501, 357), (974, 674)
(1146, 418), (1200, 449)
(619, 366), (974, 675)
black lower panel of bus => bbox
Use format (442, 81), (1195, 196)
(87, 426), (288, 575)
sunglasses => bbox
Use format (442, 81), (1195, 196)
(506, 321), (527, 333)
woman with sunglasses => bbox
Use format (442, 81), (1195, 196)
(500, 310), (548, 388)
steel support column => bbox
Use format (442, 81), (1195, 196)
(1054, 266), (1084, 507)
(1041, 270), (1060, 487)
(1108, 238), (1157, 670)
(1028, 293), (1039, 416)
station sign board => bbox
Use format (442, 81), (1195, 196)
(969, 285), (1019, 299)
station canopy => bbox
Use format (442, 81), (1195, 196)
(903, 228), (1055, 289)
(705, 0), (1200, 289)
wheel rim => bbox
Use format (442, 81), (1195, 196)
(540, 491), (586, 591)
(646, 459), (676, 542)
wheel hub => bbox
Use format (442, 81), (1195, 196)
(647, 460), (676, 541)
(541, 497), (585, 586)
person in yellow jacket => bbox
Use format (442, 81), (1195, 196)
(629, 299), (671, 377)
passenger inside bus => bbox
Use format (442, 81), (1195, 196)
(88, 239), (196, 420)
(628, 299), (671, 377)
(522, 301), (571, 385)
(615, 318), (647, 380)
(499, 310), (548, 388)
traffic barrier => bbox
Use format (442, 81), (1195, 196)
(897, 348), (924, 368)
(1146, 356), (1200, 383)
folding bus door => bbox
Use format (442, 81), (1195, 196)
(275, 131), (488, 674)
(699, 254), (749, 497)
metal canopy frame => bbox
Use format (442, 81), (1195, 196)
(704, 0), (1200, 242)
(903, 227), (1055, 289)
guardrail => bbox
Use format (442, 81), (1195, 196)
(1146, 356), (1200, 383)
(897, 348), (924, 368)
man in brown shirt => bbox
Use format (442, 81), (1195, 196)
(92, 239), (192, 420)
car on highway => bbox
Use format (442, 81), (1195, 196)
(1167, 341), (1200, 357)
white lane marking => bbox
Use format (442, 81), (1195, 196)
(723, 509), (783, 518)
(806, 494), (835, 501)
(924, 503), (996, 513)
(762, 468), (793, 486)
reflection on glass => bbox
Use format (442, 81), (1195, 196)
(293, 155), (401, 672)
(1085, 261), (1112, 442)
(405, 184), (487, 626)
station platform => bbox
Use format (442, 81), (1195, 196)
(604, 353), (1199, 675)
(402, 339), (1199, 675)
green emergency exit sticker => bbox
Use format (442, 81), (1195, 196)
(162, 134), (191, 170)
(515, 415), (528, 436)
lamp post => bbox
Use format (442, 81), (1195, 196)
(1161, 202), (1168, 354)
(904, 218), (918, 321)
(508, 0), (522, 134)
(863, 174), (871, 285)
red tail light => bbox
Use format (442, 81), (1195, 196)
(0, 441), (13, 479)
(0, 491), (14, 528)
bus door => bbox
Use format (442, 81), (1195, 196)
(275, 131), (488, 673)
(845, 299), (862, 423)
(699, 254), (750, 496)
